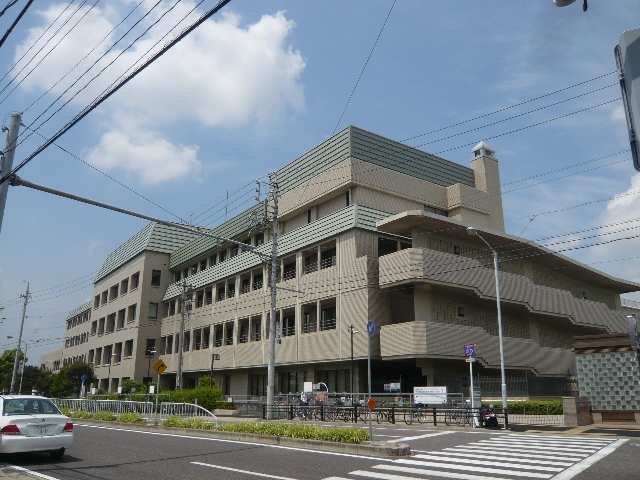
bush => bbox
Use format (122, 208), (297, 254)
(168, 386), (224, 411)
(214, 402), (235, 410)
(161, 418), (369, 444)
(116, 412), (144, 424)
(93, 411), (117, 422)
(483, 400), (563, 415)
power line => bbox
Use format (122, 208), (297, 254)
(401, 71), (617, 143)
(20, 122), (186, 223)
(330, 0), (397, 135)
(0, 0), (91, 100)
(0, 0), (34, 50)
(21, 0), (146, 116)
(0, 0), (19, 18)
(0, 0), (234, 187)
(433, 97), (621, 154)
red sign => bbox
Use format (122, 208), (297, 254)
(367, 398), (377, 410)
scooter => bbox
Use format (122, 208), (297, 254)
(480, 408), (499, 428)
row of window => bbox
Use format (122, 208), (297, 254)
(62, 355), (85, 367)
(66, 309), (90, 330)
(164, 241), (338, 317)
(90, 303), (139, 335)
(160, 299), (337, 354)
(65, 332), (89, 348)
(174, 233), (266, 283)
(88, 339), (135, 365)
(94, 269), (161, 309)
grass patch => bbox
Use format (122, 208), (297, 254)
(162, 418), (369, 444)
(116, 412), (144, 424)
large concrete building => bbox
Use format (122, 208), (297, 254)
(42, 126), (638, 397)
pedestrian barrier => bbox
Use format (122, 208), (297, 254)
(52, 398), (217, 421)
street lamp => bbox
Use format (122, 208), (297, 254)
(147, 348), (157, 381)
(349, 325), (360, 399)
(467, 226), (508, 424)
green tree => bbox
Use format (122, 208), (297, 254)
(49, 362), (95, 398)
(0, 349), (24, 393)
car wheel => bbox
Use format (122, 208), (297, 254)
(49, 448), (65, 459)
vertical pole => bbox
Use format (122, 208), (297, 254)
(367, 332), (373, 441)
(0, 112), (21, 235)
(493, 251), (508, 426)
(177, 279), (188, 390)
(209, 352), (215, 387)
(350, 325), (354, 398)
(10, 281), (29, 393)
(469, 358), (475, 428)
(19, 343), (27, 394)
(266, 175), (279, 420)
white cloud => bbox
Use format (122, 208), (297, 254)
(16, 2), (305, 183)
(87, 127), (200, 185)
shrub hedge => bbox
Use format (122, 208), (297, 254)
(482, 400), (563, 415)
(162, 418), (369, 444)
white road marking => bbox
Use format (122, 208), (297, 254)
(474, 441), (599, 453)
(192, 461), (300, 480)
(77, 424), (388, 461)
(351, 469), (499, 480)
(440, 447), (578, 463)
(504, 437), (610, 446)
(373, 461), (553, 478)
(482, 439), (604, 449)
(506, 433), (613, 442)
(388, 431), (454, 442)
(400, 455), (563, 472)
(549, 438), (628, 480)
(457, 445), (587, 460)
(6, 465), (62, 480)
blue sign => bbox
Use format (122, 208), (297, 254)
(367, 320), (376, 336)
(463, 343), (477, 358)
(80, 374), (88, 384)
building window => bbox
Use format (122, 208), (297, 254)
(166, 335), (173, 355)
(196, 290), (204, 308)
(127, 304), (137, 323)
(457, 306), (465, 317)
(199, 259), (207, 272)
(303, 248), (318, 274)
(88, 350), (94, 364)
(151, 269), (162, 287)
(453, 245), (461, 255)
(101, 290), (108, 305)
(98, 317), (105, 335)
(174, 334), (180, 353)
(106, 314), (116, 333)
(114, 343), (122, 363)
(226, 279), (235, 299)
(214, 324), (223, 347)
(307, 209), (312, 224)
(302, 303), (317, 333)
(190, 265), (198, 276)
(254, 232), (264, 246)
(253, 270), (263, 290)
(205, 287), (213, 305)
(169, 299), (176, 316)
(216, 283), (225, 302)
(238, 318), (249, 343)
(209, 254), (217, 267)
(124, 340), (134, 357)
(346, 190), (351, 207)
(251, 316), (261, 341)
(282, 257), (296, 281)
(145, 338), (156, 356)
(219, 250), (227, 263)
(320, 299), (337, 331)
(240, 274), (251, 294)
(282, 308), (295, 336)
(378, 237), (397, 257)
(320, 241), (336, 269)
(117, 309), (125, 329)
(94, 295), (100, 309)
(202, 326), (210, 349)
(183, 331), (191, 352)
(224, 322), (234, 346)
(131, 272), (140, 290)
(148, 303), (158, 320)
(230, 245), (239, 258)
(120, 278), (129, 295)
(91, 320), (97, 335)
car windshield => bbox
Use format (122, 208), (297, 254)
(2, 398), (61, 416)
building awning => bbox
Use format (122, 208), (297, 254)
(377, 210), (640, 294)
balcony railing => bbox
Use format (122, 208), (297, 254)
(320, 256), (336, 269)
(282, 268), (296, 281)
(303, 261), (318, 274)
(320, 317), (336, 331)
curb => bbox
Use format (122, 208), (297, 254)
(73, 420), (411, 457)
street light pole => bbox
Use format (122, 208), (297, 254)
(19, 342), (28, 394)
(350, 325), (359, 401)
(467, 227), (508, 425)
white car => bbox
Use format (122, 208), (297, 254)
(0, 395), (73, 458)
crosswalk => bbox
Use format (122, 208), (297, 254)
(323, 434), (623, 480)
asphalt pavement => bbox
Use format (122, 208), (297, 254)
(1, 423), (639, 480)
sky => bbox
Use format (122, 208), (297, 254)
(0, 0), (637, 365)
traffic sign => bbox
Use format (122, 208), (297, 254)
(80, 374), (88, 384)
(367, 320), (376, 336)
(367, 398), (377, 410)
(152, 359), (167, 374)
(463, 343), (477, 358)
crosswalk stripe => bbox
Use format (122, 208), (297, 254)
(464, 444), (588, 459)
(502, 438), (610, 447)
(475, 441), (598, 453)
(402, 456), (564, 472)
(373, 461), (553, 478)
(483, 439), (603, 449)
(351, 467), (519, 480)
(505, 434), (613, 442)
(424, 451), (574, 466)
(443, 447), (582, 462)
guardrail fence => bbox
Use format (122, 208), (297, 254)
(52, 399), (217, 421)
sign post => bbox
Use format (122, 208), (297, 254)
(152, 359), (168, 424)
(464, 343), (477, 427)
(366, 320), (376, 442)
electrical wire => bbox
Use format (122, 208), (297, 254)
(331, 0), (397, 135)
(0, 0), (34, 50)
(0, 0), (19, 18)
(0, 0), (234, 187)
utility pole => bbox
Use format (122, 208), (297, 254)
(10, 281), (29, 393)
(176, 278), (192, 390)
(266, 174), (279, 419)
(0, 112), (21, 235)
(18, 342), (28, 394)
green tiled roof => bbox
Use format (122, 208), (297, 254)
(95, 223), (199, 282)
(65, 302), (92, 320)
(169, 126), (474, 270)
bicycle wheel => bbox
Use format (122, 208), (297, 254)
(404, 409), (414, 425)
(415, 409), (425, 424)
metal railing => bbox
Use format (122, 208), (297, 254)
(52, 399), (217, 421)
(159, 402), (217, 419)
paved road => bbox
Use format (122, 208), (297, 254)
(1, 423), (638, 480)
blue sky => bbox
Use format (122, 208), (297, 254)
(0, 0), (637, 364)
